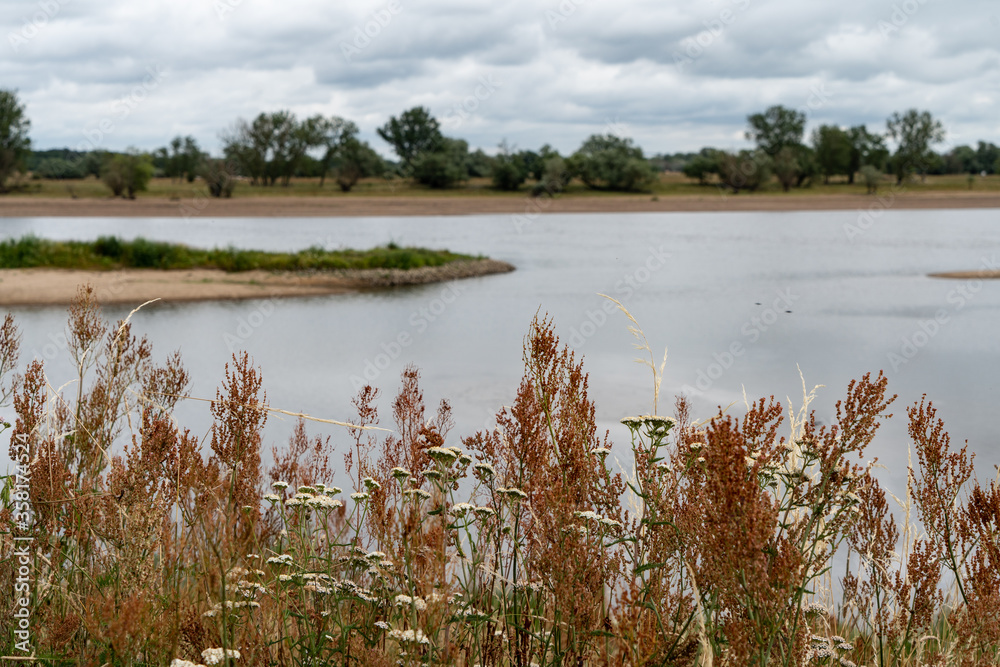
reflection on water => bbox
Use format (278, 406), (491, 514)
(3, 210), (1000, 498)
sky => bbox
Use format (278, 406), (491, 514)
(4, 0), (999, 159)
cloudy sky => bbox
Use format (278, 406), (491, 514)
(4, 0), (999, 158)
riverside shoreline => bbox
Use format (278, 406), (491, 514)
(0, 259), (515, 306)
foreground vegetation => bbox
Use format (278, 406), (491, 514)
(1, 291), (999, 666)
(0, 236), (475, 272)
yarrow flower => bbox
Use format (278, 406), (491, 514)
(271, 481), (289, 490)
(403, 488), (432, 501)
(388, 628), (430, 645)
(170, 660), (203, 667)
(394, 594), (428, 612)
(591, 447), (612, 456)
(264, 493), (280, 503)
(201, 648), (241, 665)
(307, 495), (343, 511)
(498, 487), (528, 501)
(449, 502), (476, 516)
(374, 620), (390, 631)
(390, 467), (411, 480)
(426, 446), (459, 464)
(473, 462), (496, 478)
(298, 486), (315, 495)
(325, 486), (342, 495)
(267, 554), (293, 566)
(362, 477), (381, 491)
(350, 492), (369, 501)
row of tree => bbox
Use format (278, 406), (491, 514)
(4, 86), (1000, 197)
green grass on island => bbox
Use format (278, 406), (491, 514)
(0, 235), (478, 272)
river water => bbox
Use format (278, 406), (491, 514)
(2, 210), (999, 498)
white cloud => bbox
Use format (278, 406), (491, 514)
(3, 0), (997, 156)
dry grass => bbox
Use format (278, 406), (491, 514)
(1, 290), (999, 666)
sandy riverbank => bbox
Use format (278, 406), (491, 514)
(2, 191), (999, 218)
(0, 259), (515, 306)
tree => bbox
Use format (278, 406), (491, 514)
(944, 145), (977, 174)
(811, 125), (852, 183)
(746, 105), (806, 156)
(221, 112), (323, 186)
(846, 125), (888, 183)
(376, 106), (443, 174)
(717, 150), (772, 193)
(314, 117), (358, 187)
(772, 147), (800, 192)
(682, 148), (720, 184)
(860, 165), (882, 194)
(975, 141), (999, 175)
(567, 134), (656, 192)
(200, 159), (236, 198)
(163, 136), (203, 183)
(411, 137), (468, 188)
(886, 109), (945, 184)
(0, 89), (31, 192)
(491, 141), (528, 191)
(331, 137), (383, 192)
(101, 151), (154, 199)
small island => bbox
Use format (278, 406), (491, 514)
(0, 236), (514, 305)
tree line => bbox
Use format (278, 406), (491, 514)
(2, 87), (998, 198)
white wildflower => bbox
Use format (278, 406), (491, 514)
(426, 446), (459, 464)
(390, 467), (412, 480)
(473, 462), (496, 478)
(170, 661), (203, 667)
(326, 486), (342, 495)
(264, 493), (280, 503)
(403, 488), (431, 501)
(591, 447), (611, 456)
(272, 481), (289, 490)
(350, 492), (369, 501)
(498, 487), (527, 501)
(374, 620), (390, 631)
(449, 502), (476, 516)
(266, 554), (293, 566)
(473, 506), (496, 518)
(201, 648), (241, 665)
(298, 486), (315, 494)
(362, 477), (381, 491)
(394, 594), (428, 612)
(388, 628), (430, 645)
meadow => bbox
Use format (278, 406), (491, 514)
(8, 172), (1000, 202)
(1, 288), (999, 666)
(0, 236), (475, 273)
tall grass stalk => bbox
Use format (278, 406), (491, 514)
(1, 290), (999, 665)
